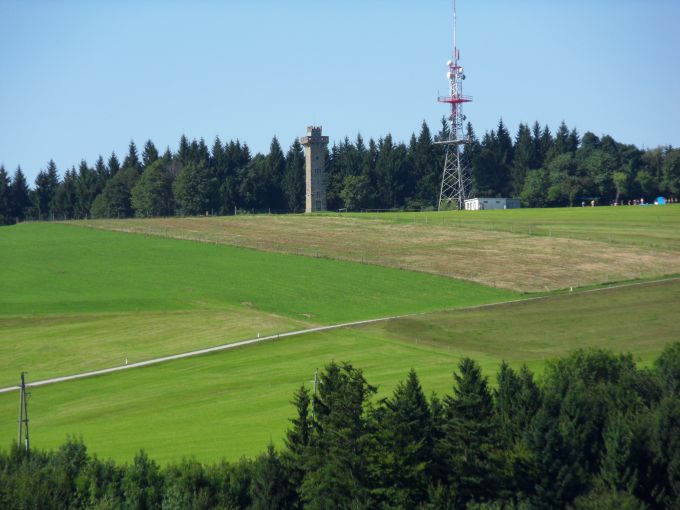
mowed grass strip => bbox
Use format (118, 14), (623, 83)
(0, 279), (675, 464)
(78, 205), (680, 291)
(0, 223), (515, 384)
(0, 308), (307, 387)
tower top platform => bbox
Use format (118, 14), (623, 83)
(300, 126), (329, 146)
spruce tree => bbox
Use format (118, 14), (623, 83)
(0, 166), (11, 224)
(122, 140), (141, 170)
(34, 160), (60, 220)
(107, 152), (121, 176)
(283, 139), (305, 212)
(369, 369), (432, 508)
(439, 358), (506, 507)
(142, 140), (159, 168)
(301, 362), (376, 509)
(10, 166), (30, 221)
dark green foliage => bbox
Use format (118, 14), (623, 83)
(369, 369), (432, 508)
(655, 341), (680, 397)
(34, 159), (60, 219)
(123, 140), (141, 170)
(301, 361), (376, 509)
(283, 139), (305, 212)
(132, 160), (174, 217)
(2, 345), (680, 509)
(173, 162), (218, 216)
(90, 167), (139, 218)
(9, 118), (677, 217)
(437, 358), (507, 508)
(51, 167), (78, 219)
(0, 166), (12, 224)
(249, 444), (292, 510)
(9, 167), (31, 221)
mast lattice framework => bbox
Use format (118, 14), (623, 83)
(437, 0), (472, 211)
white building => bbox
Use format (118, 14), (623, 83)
(464, 197), (521, 211)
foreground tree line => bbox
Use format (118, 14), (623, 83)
(1, 119), (679, 224)
(2, 343), (679, 509)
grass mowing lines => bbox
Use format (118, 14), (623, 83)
(0, 307), (308, 387)
(0, 279), (675, 464)
(77, 205), (680, 292)
(0, 222), (515, 384)
(1, 223), (515, 319)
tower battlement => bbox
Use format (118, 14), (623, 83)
(300, 125), (329, 213)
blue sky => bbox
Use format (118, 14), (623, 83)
(1, 0), (678, 184)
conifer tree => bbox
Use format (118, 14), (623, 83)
(34, 160), (60, 219)
(439, 358), (505, 507)
(142, 140), (159, 168)
(10, 166), (30, 221)
(123, 140), (140, 170)
(369, 370), (432, 508)
(107, 152), (121, 176)
(0, 166), (11, 224)
(283, 139), (305, 212)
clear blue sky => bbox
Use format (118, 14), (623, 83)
(1, 0), (678, 184)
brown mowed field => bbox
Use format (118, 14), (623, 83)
(74, 209), (680, 292)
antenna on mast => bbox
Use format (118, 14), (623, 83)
(436, 0), (473, 210)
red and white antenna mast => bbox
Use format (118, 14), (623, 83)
(437, 0), (472, 210)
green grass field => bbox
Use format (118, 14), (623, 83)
(78, 205), (680, 291)
(0, 223), (516, 386)
(0, 278), (676, 464)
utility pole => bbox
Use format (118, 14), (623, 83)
(18, 372), (29, 458)
(311, 368), (319, 420)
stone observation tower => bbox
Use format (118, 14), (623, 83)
(300, 126), (329, 213)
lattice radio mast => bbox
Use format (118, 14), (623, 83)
(437, 0), (473, 210)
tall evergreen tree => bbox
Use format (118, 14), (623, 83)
(369, 370), (432, 508)
(142, 140), (159, 168)
(283, 139), (305, 212)
(122, 140), (140, 170)
(75, 160), (98, 218)
(107, 152), (121, 176)
(438, 358), (505, 507)
(52, 168), (78, 219)
(301, 362), (376, 509)
(0, 166), (11, 224)
(34, 160), (60, 219)
(9, 167), (30, 221)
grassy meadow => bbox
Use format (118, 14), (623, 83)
(78, 204), (680, 291)
(0, 222), (516, 386)
(0, 278), (676, 464)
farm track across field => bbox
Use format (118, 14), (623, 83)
(2, 275), (676, 395)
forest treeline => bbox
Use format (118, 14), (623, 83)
(1, 119), (679, 224)
(2, 343), (679, 509)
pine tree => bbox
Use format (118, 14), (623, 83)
(0, 166), (11, 224)
(438, 358), (506, 507)
(142, 140), (159, 168)
(369, 370), (432, 508)
(122, 140), (140, 170)
(250, 444), (293, 510)
(301, 362), (376, 509)
(177, 135), (190, 165)
(107, 152), (121, 176)
(10, 166), (30, 221)
(266, 136), (286, 211)
(34, 160), (60, 219)
(283, 139), (305, 212)
(75, 160), (98, 218)
(52, 168), (78, 219)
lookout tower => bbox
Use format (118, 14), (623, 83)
(300, 126), (329, 213)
